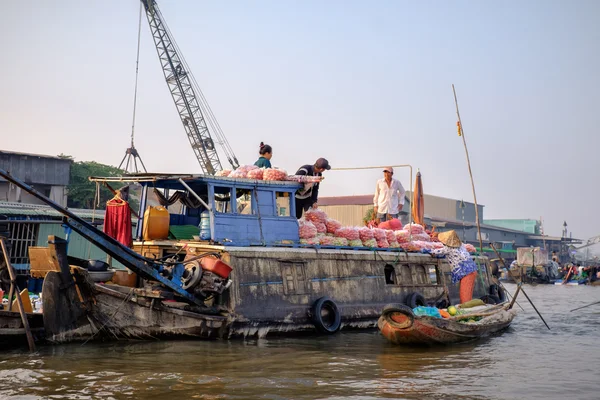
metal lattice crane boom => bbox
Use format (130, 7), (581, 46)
(574, 235), (600, 250)
(140, 0), (239, 174)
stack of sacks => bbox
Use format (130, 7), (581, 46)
(215, 169), (232, 177)
(263, 168), (288, 181)
(298, 219), (317, 239)
(326, 218), (342, 234)
(378, 218), (403, 231)
(305, 209), (327, 234)
(404, 223), (425, 235)
(229, 165), (258, 178)
(247, 168), (264, 180)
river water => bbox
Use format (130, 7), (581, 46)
(1, 283), (599, 400)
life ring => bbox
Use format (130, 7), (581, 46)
(489, 284), (506, 302)
(382, 303), (414, 329)
(405, 292), (426, 309)
(311, 297), (341, 334)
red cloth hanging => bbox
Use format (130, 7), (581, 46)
(104, 197), (133, 248)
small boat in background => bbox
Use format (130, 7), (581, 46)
(378, 303), (516, 345)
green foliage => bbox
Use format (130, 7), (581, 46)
(363, 207), (375, 225)
(67, 161), (128, 209)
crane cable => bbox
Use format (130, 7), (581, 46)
(129, 2), (143, 148)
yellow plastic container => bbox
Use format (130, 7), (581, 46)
(142, 206), (170, 240)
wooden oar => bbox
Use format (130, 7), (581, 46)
(489, 243), (524, 311)
(520, 285), (551, 330)
(570, 300), (600, 312)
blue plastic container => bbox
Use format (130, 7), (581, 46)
(199, 211), (211, 240)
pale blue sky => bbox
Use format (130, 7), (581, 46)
(1, 0), (598, 242)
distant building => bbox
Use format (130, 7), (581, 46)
(0, 150), (72, 207)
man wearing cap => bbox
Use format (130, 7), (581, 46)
(373, 167), (406, 222)
(294, 158), (331, 219)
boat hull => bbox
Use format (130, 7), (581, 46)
(377, 305), (515, 345)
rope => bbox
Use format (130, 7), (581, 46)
(129, 2), (143, 148)
(81, 287), (135, 346)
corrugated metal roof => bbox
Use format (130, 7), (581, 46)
(0, 149), (73, 161)
(0, 201), (106, 220)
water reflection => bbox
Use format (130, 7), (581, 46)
(1, 284), (599, 399)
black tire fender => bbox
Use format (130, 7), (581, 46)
(489, 284), (507, 302)
(311, 297), (341, 334)
(382, 303), (415, 329)
(480, 294), (501, 305)
(405, 292), (426, 309)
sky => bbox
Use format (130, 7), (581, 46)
(1, 0), (598, 243)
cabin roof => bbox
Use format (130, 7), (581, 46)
(89, 174), (302, 191)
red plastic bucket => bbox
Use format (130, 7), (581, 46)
(200, 257), (232, 278)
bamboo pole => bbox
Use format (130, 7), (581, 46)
(452, 85), (484, 255)
(1, 238), (35, 351)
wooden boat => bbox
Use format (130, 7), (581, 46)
(0, 309), (45, 348)
(378, 303), (516, 345)
(0, 169), (506, 343)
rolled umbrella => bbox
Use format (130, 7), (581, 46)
(411, 171), (424, 226)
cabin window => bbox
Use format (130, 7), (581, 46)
(428, 265), (438, 285)
(214, 186), (232, 213)
(280, 262), (307, 295)
(236, 188), (253, 215)
(384, 264), (396, 284)
(276, 192), (291, 217)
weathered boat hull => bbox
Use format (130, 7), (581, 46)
(0, 310), (45, 347)
(377, 304), (515, 345)
(87, 284), (227, 340)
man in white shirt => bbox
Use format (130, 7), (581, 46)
(373, 167), (406, 222)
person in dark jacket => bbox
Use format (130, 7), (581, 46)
(254, 142), (272, 168)
(294, 158), (331, 219)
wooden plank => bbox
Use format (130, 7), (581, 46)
(0, 238), (35, 351)
(28, 246), (60, 278)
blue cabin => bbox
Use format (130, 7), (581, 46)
(135, 175), (302, 246)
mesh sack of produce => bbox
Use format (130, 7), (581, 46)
(404, 223), (425, 234)
(333, 227), (348, 239)
(285, 175), (322, 183)
(400, 242), (421, 252)
(215, 169), (232, 177)
(348, 239), (363, 247)
(372, 228), (387, 241)
(378, 220), (391, 230)
(298, 219), (317, 239)
(319, 236), (336, 246)
(300, 237), (320, 245)
(314, 222), (327, 234)
(229, 169), (248, 178)
(246, 168), (264, 180)
(411, 233), (431, 242)
(385, 229), (395, 242)
(431, 242), (444, 250)
(346, 227), (360, 241)
(412, 241), (434, 251)
(395, 230), (410, 243)
(326, 218), (342, 234)
(389, 241), (400, 248)
(304, 208), (327, 224)
(362, 238), (377, 248)
(465, 243), (477, 253)
(332, 237), (348, 247)
(377, 238), (390, 248)
(388, 218), (403, 230)
(358, 227), (374, 241)
(263, 168), (288, 181)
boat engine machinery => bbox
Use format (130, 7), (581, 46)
(182, 257), (232, 299)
